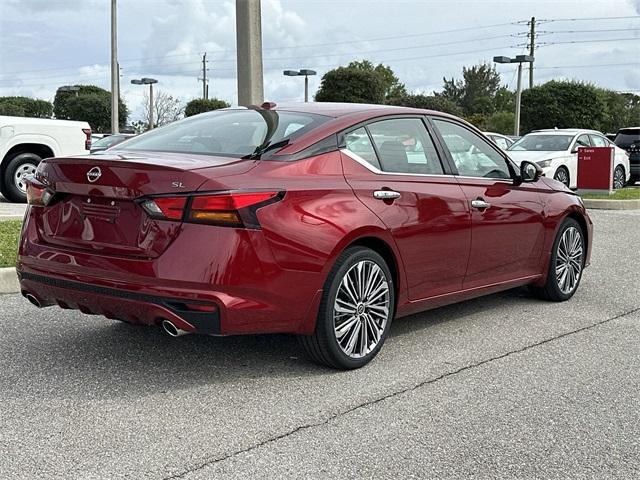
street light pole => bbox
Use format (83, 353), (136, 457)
(110, 0), (119, 134)
(149, 82), (154, 130)
(283, 69), (316, 102)
(131, 78), (158, 130)
(514, 62), (523, 137)
(493, 55), (534, 137)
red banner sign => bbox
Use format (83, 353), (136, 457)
(577, 146), (614, 192)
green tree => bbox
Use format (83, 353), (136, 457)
(315, 66), (386, 104)
(0, 102), (25, 117)
(493, 87), (515, 112)
(347, 60), (407, 101)
(53, 85), (128, 132)
(440, 63), (502, 116)
(184, 98), (230, 117)
(599, 90), (640, 133)
(388, 94), (462, 116)
(485, 111), (515, 135)
(0, 96), (52, 118)
(520, 80), (607, 133)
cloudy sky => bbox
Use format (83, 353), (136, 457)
(0, 0), (638, 121)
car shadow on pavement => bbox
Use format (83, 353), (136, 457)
(5, 288), (537, 398)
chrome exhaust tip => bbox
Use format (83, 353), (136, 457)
(24, 293), (41, 308)
(161, 319), (190, 337)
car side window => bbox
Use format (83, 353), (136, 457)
(344, 127), (381, 169)
(493, 136), (509, 150)
(575, 134), (591, 149)
(365, 118), (444, 175)
(590, 135), (608, 147)
(432, 119), (511, 179)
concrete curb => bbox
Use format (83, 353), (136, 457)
(0, 267), (19, 294)
(583, 198), (640, 210)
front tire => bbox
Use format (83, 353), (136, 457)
(299, 247), (395, 370)
(532, 218), (585, 302)
(553, 166), (570, 187)
(2, 152), (42, 203)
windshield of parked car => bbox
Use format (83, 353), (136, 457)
(508, 134), (574, 152)
(119, 109), (329, 158)
(614, 129), (640, 150)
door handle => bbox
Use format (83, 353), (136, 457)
(373, 190), (401, 200)
(471, 199), (491, 209)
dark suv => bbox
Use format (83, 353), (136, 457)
(614, 127), (640, 185)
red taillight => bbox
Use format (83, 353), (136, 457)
(139, 191), (282, 228)
(82, 128), (92, 150)
(141, 196), (187, 220)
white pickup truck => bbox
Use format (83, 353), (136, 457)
(0, 116), (91, 202)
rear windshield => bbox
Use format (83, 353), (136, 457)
(119, 109), (329, 158)
(614, 130), (640, 149)
(508, 134), (573, 152)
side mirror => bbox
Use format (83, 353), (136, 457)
(571, 148), (578, 154)
(519, 160), (543, 183)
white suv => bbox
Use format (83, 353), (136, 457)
(0, 116), (91, 202)
(507, 129), (630, 189)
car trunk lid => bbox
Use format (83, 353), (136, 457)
(30, 151), (255, 258)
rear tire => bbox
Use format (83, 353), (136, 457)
(2, 152), (42, 203)
(613, 165), (625, 190)
(299, 246), (395, 370)
(531, 218), (585, 302)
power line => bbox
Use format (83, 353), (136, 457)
(538, 27), (640, 34)
(536, 62), (640, 70)
(0, 22), (522, 77)
(536, 37), (640, 47)
(1, 32), (522, 84)
(536, 15), (640, 23)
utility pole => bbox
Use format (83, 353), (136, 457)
(201, 52), (208, 100)
(110, 0), (119, 133)
(528, 16), (536, 89)
(236, 0), (264, 106)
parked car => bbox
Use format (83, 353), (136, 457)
(483, 132), (515, 150)
(19, 103), (592, 369)
(90, 133), (136, 153)
(0, 116), (91, 202)
(507, 129), (631, 189)
(613, 127), (639, 185)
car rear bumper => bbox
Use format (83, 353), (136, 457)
(18, 271), (222, 334)
(17, 216), (325, 336)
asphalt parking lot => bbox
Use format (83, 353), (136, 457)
(1, 209), (638, 479)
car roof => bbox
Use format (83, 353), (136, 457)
(241, 101), (456, 119)
(530, 128), (603, 135)
(483, 132), (510, 138)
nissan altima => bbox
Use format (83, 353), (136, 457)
(18, 103), (592, 369)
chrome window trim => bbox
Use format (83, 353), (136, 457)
(340, 148), (453, 179)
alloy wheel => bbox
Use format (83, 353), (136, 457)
(14, 163), (37, 193)
(333, 260), (390, 359)
(613, 166), (625, 190)
(553, 168), (569, 187)
(555, 226), (583, 295)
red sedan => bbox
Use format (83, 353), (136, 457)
(18, 103), (592, 369)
